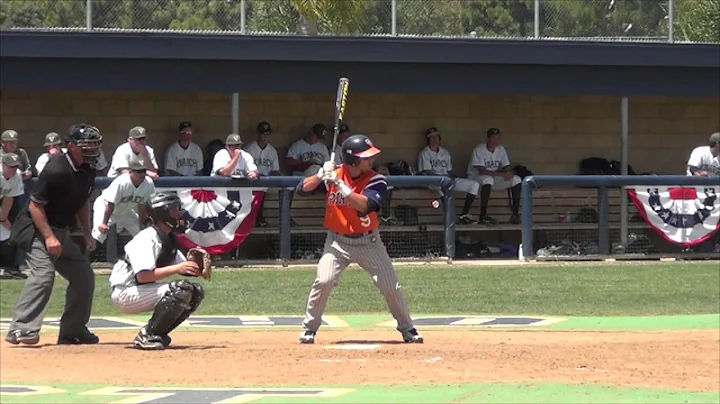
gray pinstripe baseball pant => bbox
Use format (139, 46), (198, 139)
(302, 230), (414, 333)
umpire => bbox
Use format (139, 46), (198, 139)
(5, 124), (103, 346)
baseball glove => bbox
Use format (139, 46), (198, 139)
(186, 247), (212, 280)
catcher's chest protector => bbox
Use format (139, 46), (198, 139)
(155, 226), (180, 268)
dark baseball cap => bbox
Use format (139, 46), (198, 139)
(339, 124), (350, 133)
(44, 132), (62, 146)
(128, 156), (147, 172)
(178, 121), (192, 132)
(1, 152), (20, 167)
(710, 132), (720, 145)
(129, 126), (148, 138)
(226, 133), (244, 145)
(426, 127), (440, 137)
(257, 121), (273, 134)
(311, 123), (327, 138)
(487, 128), (501, 136)
(1, 130), (18, 141)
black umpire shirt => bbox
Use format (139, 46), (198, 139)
(30, 153), (96, 228)
(11, 153), (95, 251)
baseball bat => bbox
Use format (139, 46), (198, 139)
(330, 77), (350, 164)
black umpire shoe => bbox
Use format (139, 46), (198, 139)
(161, 335), (171, 347)
(57, 331), (100, 345)
(5, 330), (40, 345)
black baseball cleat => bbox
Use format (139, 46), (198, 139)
(5, 330), (40, 345)
(57, 331), (99, 345)
(401, 328), (424, 343)
(133, 327), (165, 350)
(161, 335), (172, 347)
(299, 330), (316, 344)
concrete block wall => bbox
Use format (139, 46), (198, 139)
(0, 91), (717, 175)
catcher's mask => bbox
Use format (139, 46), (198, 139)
(341, 134), (381, 167)
(145, 191), (187, 232)
(66, 124), (103, 165)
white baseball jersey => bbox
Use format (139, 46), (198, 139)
(418, 146), (453, 176)
(37, 148), (107, 174)
(109, 226), (185, 289)
(1, 171), (23, 200)
(108, 143), (159, 178)
(164, 141), (204, 176)
(467, 144), (512, 177)
(686, 146), (720, 177)
(287, 139), (329, 175)
(99, 172), (155, 216)
(211, 148), (258, 177)
(243, 141), (280, 176)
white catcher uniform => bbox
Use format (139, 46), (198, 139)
(108, 143), (159, 178)
(211, 148), (258, 177)
(686, 146), (720, 177)
(243, 141), (280, 176)
(109, 226), (185, 313)
(418, 146), (479, 195)
(164, 141), (204, 176)
(92, 173), (155, 243)
(467, 143), (521, 189)
(287, 139), (330, 176)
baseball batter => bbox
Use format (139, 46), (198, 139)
(295, 134), (423, 344)
(418, 127), (480, 224)
(91, 157), (155, 244)
(109, 191), (204, 350)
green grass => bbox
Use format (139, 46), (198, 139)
(1, 262), (718, 318)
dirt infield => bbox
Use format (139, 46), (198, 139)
(1, 329), (718, 392)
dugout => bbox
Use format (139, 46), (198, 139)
(1, 32), (718, 263)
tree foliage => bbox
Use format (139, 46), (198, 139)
(0, 0), (716, 42)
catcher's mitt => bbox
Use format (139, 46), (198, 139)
(186, 247), (212, 280)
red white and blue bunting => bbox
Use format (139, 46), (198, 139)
(627, 186), (720, 247)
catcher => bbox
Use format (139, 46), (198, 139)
(108, 191), (211, 350)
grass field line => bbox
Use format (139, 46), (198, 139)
(86, 258), (720, 274)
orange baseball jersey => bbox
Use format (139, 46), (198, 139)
(323, 166), (387, 234)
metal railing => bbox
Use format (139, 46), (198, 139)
(1, 0), (717, 43)
(520, 175), (720, 260)
(89, 175), (455, 266)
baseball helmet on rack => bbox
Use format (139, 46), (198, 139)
(341, 134), (381, 166)
(66, 123), (103, 165)
(145, 191), (187, 231)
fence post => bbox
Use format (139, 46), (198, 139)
(597, 186), (610, 255)
(240, 0), (247, 34)
(391, 0), (397, 36)
(441, 186), (455, 263)
(534, 0), (540, 38)
(86, 0), (93, 32)
(668, 0), (674, 43)
(278, 188), (292, 266)
(521, 177), (534, 260)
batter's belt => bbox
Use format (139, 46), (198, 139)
(333, 229), (377, 239)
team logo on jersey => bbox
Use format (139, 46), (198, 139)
(327, 191), (351, 206)
(157, 187), (264, 254)
(627, 186), (720, 247)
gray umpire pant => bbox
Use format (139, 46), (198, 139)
(9, 228), (95, 337)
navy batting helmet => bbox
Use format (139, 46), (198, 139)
(145, 191), (186, 231)
(341, 134), (381, 166)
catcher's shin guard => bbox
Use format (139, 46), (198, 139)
(165, 282), (204, 334)
(145, 280), (196, 336)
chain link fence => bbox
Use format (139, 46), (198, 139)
(2, 0), (715, 43)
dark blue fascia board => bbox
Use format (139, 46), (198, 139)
(2, 58), (718, 97)
(1, 31), (718, 68)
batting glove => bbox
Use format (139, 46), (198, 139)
(322, 170), (337, 184)
(333, 178), (353, 197)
